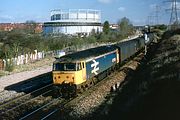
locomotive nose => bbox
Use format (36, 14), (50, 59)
(53, 72), (75, 84)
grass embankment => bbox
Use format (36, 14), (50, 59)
(105, 30), (180, 120)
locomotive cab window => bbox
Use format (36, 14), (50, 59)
(64, 63), (76, 71)
(53, 63), (76, 71)
(53, 63), (64, 71)
(53, 62), (82, 71)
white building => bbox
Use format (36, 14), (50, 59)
(43, 9), (102, 36)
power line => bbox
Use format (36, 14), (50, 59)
(147, 15), (154, 25)
(165, 0), (180, 30)
(147, 5), (161, 26)
(155, 5), (161, 25)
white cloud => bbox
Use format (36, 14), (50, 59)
(118, 7), (125, 12)
(98, 0), (112, 4)
(0, 15), (14, 22)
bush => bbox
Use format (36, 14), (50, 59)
(5, 59), (15, 72)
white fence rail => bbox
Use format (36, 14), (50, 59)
(3, 50), (45, 67)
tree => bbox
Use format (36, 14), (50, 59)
(118, 17), (134, 38)
(103, 21), (110, 34)
(86, 35), (97, 44)
(25, 20), (37, 34)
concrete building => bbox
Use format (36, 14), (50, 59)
(109, 24), (119, 30)
(43, 9), (102, 36)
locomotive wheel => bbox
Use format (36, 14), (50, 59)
(61, 84), (77, 98)
(69, 85), (77, 98)
(53, 86), (61, 98)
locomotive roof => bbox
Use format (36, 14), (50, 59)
(55, 45), (117, 63)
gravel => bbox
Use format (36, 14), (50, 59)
(0, 90), (24, 105)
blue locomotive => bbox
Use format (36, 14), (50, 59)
(52, 33), (154, 97)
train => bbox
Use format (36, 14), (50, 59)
(52, 33), (154, 97)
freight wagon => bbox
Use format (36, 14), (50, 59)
(113, 37), (145, 62)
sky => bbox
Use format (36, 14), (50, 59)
(0, 0), (174, 25)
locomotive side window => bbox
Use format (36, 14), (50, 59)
(77, 63), (82, 71)
(82, 62), (85, 68)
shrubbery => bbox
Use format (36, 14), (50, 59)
(0, 17), (137, 71)
(5, 59), (14, 72)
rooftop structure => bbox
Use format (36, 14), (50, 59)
(43, 9), (102, 36)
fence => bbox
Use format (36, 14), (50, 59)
(1, 50), (45, 70)
(0, 49), (67, 71)
(0, 43), (109, 71)
(0, 59), (4, 70)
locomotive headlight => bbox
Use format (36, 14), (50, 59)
(71, 75), (75, 80)
(64, 80), (69, 83)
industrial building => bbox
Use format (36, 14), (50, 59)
(43, 9), (102, 36)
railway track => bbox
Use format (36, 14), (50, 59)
(0, 72), (52, 106)
(0, 83), (54, 120)
(0, 90), (24, 105)
(19, 97), (72, 120)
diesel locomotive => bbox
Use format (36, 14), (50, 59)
(52, 33), (154, 97)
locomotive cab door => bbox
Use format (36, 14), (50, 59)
(73, 61), (86, 85)
(81, 61), (86, 81)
